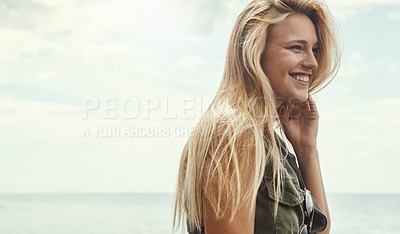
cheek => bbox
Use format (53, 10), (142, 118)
(262, 50), (299, 85)
(268, 53), (298, 75)
(266, 57), (294, 82)
(279, 54), (300, 72)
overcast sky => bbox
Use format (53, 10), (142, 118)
(0, 0), (399, 194)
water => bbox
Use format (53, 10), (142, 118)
(0, 193), (175, 234)
(329, 194), (400, 234)
(0, 193), (399, 234)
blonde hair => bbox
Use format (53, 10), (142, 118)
(174, 0), (340, 232)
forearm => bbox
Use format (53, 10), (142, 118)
(294, 147), (331, 234)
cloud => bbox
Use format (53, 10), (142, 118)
(0, 0), (197, 100)
(0, 94), (192, 193)
(337, 51), (399, 80)
(0, 96), (81, 139)
(372, 97), (400, 114)
(170, 0), (244, 41)
(326, 0), (400, 8)
(177, 55), (209, 71)
(387, 10), (400, 19)
(323, 0), (400, 20)
(0, 94), (204, 140)
(28, 0), (63, 8)
(0, 0), (170, 61)
(318, 96), (400, 193)
(347, 51), (364, 63)
(0, 28), (55, 60)
(321, 97), (400, 127)
(33, 70), (57, 80)
(319, 96), (400, 161)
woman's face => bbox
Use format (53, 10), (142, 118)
(262, 13), (319, 106)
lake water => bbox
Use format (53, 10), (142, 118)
(0, 193), (399, 233)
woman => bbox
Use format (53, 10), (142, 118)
(174, 0), (340, 233)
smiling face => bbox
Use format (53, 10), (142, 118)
(262, 13), (319, 106)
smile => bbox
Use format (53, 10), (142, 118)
(289, 73), (310, 83)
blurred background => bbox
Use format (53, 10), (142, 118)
(0, 0), (399, 233)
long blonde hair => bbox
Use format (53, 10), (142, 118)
(174, 0), (340, 232)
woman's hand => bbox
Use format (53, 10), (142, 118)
(280, 96), (319, 153)
(280, 96), (331, 233)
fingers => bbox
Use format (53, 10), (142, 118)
(307, 96), (318, 112)
(279, 97), (319, 122)
(289, 96), (318, 120)
(304, 96), (319, 120)
(298, 96), (317, 112)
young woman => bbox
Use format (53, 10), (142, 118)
(174, 0), (340, 233)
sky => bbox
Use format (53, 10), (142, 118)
(0, 0), (399, 194)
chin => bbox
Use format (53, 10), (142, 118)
(297, 95), (309, 103)
(275, 92), (309, 106)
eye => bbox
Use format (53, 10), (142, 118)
(312, 47), (319, 54)
(289, 45), (302, 50)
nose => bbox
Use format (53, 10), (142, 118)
(301, 51), (318, 70)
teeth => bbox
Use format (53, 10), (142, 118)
(292, 75), (309, 82)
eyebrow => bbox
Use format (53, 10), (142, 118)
(285, 40), (319, 46)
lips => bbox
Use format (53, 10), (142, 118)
(289, 73), (310, 83)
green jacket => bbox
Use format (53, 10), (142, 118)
(188, 140), (327, 234)
(255, 151), (305, 233)
(255, 140), (327, 234)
